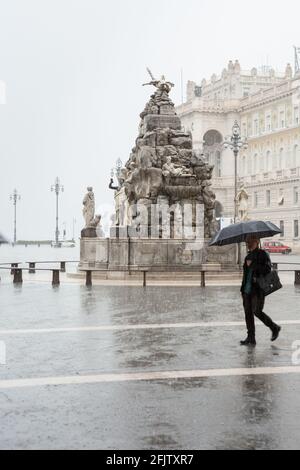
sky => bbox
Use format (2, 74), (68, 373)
(0, 0), (300, 240)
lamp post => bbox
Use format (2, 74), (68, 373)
(10, 189), (21, 245)
(109, 159), (123, 191)
(51, 177), (64, 247)
(72, 217), (77, 242)
(223, 121), (248, 223)
(224, 121), (248, 268)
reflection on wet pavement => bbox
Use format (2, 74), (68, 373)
(0, 283), (300, 449)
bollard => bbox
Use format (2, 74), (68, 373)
(86, 270), (92, 287)
(60, 261), (66, 273)
(13, 269), (23, 284)
(52, 269), (60, 286)
(201, 271), (206, 288)
(143, 271), (147, 287)
(295, 271), (300, 286)
(10, 263), (18, 275)
(29, 262), (36, 274)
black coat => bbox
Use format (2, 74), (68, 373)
(241, 248), (272, 293)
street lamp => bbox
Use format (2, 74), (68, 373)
(72, 217), (77, 242)
(51, 177), (64, 247)
(10, 189), (21, 245)
(223, 121), (248, 223)
(109, 159), (123, 191)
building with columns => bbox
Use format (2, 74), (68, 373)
(176, 60), (300, 251)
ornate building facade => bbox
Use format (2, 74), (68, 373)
(176, 60), (300, 251)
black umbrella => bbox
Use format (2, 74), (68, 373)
(209, 220), (282, 247)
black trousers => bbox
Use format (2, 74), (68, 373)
(242, 290), (276, 339)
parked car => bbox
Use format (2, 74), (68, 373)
(263, 241), (292, 255)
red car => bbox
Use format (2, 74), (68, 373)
(263, 241), (292, 255)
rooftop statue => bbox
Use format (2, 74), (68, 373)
(143, 68), (175, 94)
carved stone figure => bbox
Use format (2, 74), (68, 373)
(162, 157), (192, 177)
(108, 72), (217, 237)
(81, 214), (102, 238)
(237, 185), (250, 221)
(162, 157), (182, 177)
(143, 73), (174, 94)
(82, 187), (95, 228)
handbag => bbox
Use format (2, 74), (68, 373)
(256, 270), (283, 297)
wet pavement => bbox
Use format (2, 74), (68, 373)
(1, 282), (300, 449)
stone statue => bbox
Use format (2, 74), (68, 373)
(143, 75), (175, 94)
(109, 74), (217, 237)
(82, 187), (95, 228)
(162, 157), (192, 177)
(90, 214), (101, 229)
(237, 185), (250, 221)
(81, 213), (102, 239)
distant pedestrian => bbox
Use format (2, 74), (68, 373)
(240, 235), (281, 346)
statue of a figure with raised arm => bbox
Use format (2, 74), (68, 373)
(143, 68), (174, 94)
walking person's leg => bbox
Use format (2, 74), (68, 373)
(241, 293), (256, 345)
(252, 290), (281, 341)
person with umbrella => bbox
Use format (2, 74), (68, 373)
(240, 234), (281, 346)
(209, 221), (282, 346)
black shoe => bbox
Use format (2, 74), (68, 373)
(271, 325), (281, 342)
(240, 337), (256, 346)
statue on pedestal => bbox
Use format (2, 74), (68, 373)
(81, 187), (101, 238)
(237, 184), (250, 221)
(82, 187), (95, 228)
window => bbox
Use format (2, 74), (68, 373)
(253, 154), (258, 174)
(280, 220), (285, 237)
(280, 110), (285, 128)
(294, 220), (299, 238)
(242, 156), (246, 176)
(266, 115), (271, 132)
(242, 122), (247, 137)
(247, 155), (252, 175)
(259, 154), (264, 171)
(294, 187), (299, 205)
(254, 119), (259, 136)
(254, 192), (258, 208)
(266, 190), (271, 207)
(215, 151), (221, 177)
(293, 145), (300, 167)
(265, 151), (271, 172)
(278, 148), (284, 169)
(294, 107), (299, 126)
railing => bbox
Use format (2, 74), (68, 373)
(272, 262), (300, 285)
(0, 260), (233, 288)
(1, 261), (300, 287)
(0, 261), (79, 286)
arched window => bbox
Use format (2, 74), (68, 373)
(242, 156), (246, 176)
(247, 155), (252, 175)
(259, 154), (264, 171)
(215, 151), (221, 177)
(265, 151), (271, 172)
(293, 145), (300, 168)
(253, 154), (258, 174)
(203, 130), (223, 146)
(203, 130), (223, 179)
(278, 148), (284, 169)
(215, 201), (224, 218)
